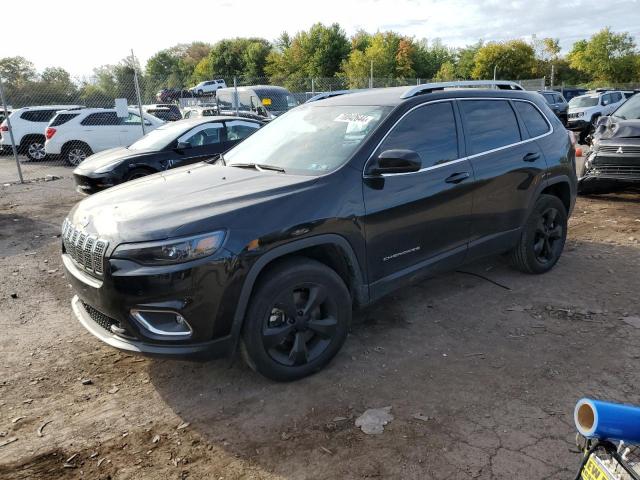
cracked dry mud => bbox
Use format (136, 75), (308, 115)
(1, 179), (639, 479)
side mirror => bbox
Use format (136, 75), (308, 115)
(370, 149), (421, 175)
(176, 141), (191, 151)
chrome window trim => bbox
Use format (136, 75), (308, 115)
(363, 97), (554, 178)
(130, 309), (193, 337)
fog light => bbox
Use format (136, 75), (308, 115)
(130, 309), (192, 337)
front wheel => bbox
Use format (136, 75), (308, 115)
(241, 258), (351, 381)
(509, 194), (568, 274)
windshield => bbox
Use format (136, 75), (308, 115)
(128, 122), (191, 151)
(612, 94), (640, 120)
(256, 90), (298, 112)
(569, 96), (599, 108)
(225, 105), (391, 175)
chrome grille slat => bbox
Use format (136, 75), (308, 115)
(60, 219), (108, 276)
(598, 145), (640, 155)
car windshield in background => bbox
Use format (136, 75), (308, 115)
(569, 96), (599, 108)
(225, 105), (391, 175)
(612, 94), (640, 120)
(128, 122), (190, 151)
(256, 91), (298, 111)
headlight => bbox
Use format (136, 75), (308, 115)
(577, 112), (585, 117)
(94, 160), (124, 174)
(112, 231), (226, 265)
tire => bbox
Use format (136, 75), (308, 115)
(23, 136), (47, 161)
(509, 194), (568, 274)
(125, 167), (153, 182)
(63, 142), (92, 166)
(240, 257), (351, 381)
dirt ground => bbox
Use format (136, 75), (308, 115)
(1, 175), (639, 480)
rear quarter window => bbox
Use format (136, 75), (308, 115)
(21, 110), (57, 122)
(460, 100), (521, 155)
(50, 113), (79, 126)
(513, 101), (550, 138)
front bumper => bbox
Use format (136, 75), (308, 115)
(63, 245), (242, 357)
(71, 295), (232, 357)
(73, 172), (118, 195)
(579, 151), (640, 185)
(567, 119), (590, 131)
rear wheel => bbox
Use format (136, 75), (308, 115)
(509, 194), (567, 274)
(64, 142), (92, 166)
(23, 137), (47, 161)
(241, 258), (351, 381)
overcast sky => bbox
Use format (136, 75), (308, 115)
(5, 0), (640, 77)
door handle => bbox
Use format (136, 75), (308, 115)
(445, 172), (470, 184)
(523, 152), (540, 162)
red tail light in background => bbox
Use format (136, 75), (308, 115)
(0, 125), (8, 132)
(45, 127), (56, 139)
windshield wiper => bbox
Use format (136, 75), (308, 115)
(205, 153), (225, 165)
(229, 162), (285, 173)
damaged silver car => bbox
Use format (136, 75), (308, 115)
(579, 93), (640, 194)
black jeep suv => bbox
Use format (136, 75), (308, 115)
(61, 81), (577, 381)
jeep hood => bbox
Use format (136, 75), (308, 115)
(67, 163), (318, 242)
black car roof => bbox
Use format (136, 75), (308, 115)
(319, 84), (543, 107)
(168, 116), (262, 128)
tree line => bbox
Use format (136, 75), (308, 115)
(1, 24), (639, 107)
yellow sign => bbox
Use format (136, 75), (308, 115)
(582, 456), (609, 480)
(262, 98), (272, 106)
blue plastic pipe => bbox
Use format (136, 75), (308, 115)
(575, 398), (640, 443)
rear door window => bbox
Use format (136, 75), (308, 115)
(225, 120), (260, 141)
(377, 101), (458, 168)
(50, 113), (79, 126)
(460, 100), (521, 155)
(80, 112), (120, 126)
(514, 101), (551, 138)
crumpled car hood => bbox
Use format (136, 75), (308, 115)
(595, 119), (640, 140)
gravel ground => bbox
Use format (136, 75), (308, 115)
(0, 175), (639, 480)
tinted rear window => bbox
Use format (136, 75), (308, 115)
(514, 101), (550, 138)
(21, 110), (57, 122)
(50, 113), (79, 126)
(460, 100), (521, 155)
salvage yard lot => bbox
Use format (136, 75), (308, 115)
(0, 179), (639, 479)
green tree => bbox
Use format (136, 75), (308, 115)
(208, 38), (272, 79)
(413, 39), (455, 79)
(567, 28), (639, 83)
(472, 40), (537, 80)
(454, 42), (483, 79)
(340, 31), (405, 87)
(0, 56), (37, 85)
(434, 61), (457, 81)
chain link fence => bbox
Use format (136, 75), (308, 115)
(0, 71), (547, 185)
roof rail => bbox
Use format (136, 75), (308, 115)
(400, 80), (524, 99)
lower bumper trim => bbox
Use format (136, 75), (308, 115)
(71, 295), (232, 358)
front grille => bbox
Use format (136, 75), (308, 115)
(568, 113), (583, 119)
(590, 164), (640, 179)
(81, 301), (120, 333)
(598, 145), (640, 155)
(62, 218), (109, 276)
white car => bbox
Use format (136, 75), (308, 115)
(189, 79), (227, 96)
(44, 108), (165, 165)
(0, 105), (83, 160)
(567, 91), (626, 142)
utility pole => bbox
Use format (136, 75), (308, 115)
(550, 64), (555, 90)
(369, 60), (373, 89)
(493, 64), (498, 82)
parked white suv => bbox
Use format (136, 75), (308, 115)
(567, 91), (626, 142)
(188, 79), (227, 96)
(44, 108), (164, 165)
(0, 105), (82, 160)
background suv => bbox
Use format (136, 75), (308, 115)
(189, 79), (227, 96)
(45, 108), (165, 165)
(567, 91), (626, 142)
(0, 105), (82, 160)
(62, 81), (576, 381)
(539, 90), (568, 124)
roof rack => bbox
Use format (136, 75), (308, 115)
(400, 80), (524, 99)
